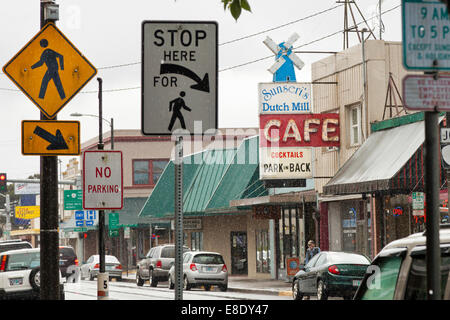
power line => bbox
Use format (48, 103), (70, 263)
(94, 4), (344, 71)
(0, 4), (401, 94)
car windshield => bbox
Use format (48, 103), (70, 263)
(192, 254), (224, 264)
(161, 246), (190, 258)
(328, 252), (370, 264)
(4, 251), (40, 271)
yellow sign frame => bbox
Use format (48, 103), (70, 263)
(2, 22), (97, 119)
(22, 120), (80, 155)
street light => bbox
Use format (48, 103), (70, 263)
(70, 112), (114, 150)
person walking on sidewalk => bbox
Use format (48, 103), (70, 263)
(305, 240), (320, 264)
(304, 240), (320, 300)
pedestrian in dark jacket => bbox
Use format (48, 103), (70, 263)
(305, 240), (320, 264)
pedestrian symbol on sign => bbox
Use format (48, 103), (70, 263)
(168, 91), (192, 131)
(31, 38), (66, 100)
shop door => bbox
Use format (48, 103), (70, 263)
(230, 232), (248, 275)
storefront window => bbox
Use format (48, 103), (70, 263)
(256, 230), (270, 273)
(279, 207), (301, 269)
(342, 206), (357, 252)
(191, 232), (203, 251)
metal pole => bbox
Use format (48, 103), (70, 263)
(96, 77), (109, 299)
(110, 118), (114, 150)
(40, 0), (60, 300)
(424, 111), (441, 300)
(174, 135), (184, 300)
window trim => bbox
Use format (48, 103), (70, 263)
(132, 158), (169, 187)
(347, 102), (362, 147)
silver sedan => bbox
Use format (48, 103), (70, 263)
(80, 254), (123, 281)
(168, 251), (228, 291)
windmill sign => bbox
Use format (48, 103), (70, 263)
(263, 33), (304, 82)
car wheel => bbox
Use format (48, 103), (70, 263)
(292, 279), (303, 300)
(168, 275), (175, 289)
(89, 271), (94, 281)
(184, 276), (191, 291)
(317, 280), (328, 300)
(29, 267), (41, 291)
(136, 270), (144, 287)
(219, 284), (227, 292)
(149, 269), (158, 287)
(204, 285), (211, 291)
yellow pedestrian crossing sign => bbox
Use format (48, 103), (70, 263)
(2, 22), (97, 119)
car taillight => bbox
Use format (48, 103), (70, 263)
(222, 264), (228, 272)
(94, 263), (100, 269)
(0, 255), (8, 272)
(156, 260), (162, 268)
(190, 263), (198, 271)
(74, 259), (79, 266)
(116, 264), (122, 270)
(328, 265), (340, 275)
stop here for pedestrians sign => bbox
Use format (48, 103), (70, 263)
(141, 21), (218, 135)
(83, 150), (123, 210)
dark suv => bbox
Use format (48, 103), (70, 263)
(136, 244), (190, 287)
(0, 240), (32, 254)
(59, 246), (79, 281)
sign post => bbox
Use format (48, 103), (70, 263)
(402, 0), (446, 300)
(1, 2), (96, 300)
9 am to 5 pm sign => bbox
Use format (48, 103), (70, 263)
(259, 113), (340, 148)
(402, 0), (450, 70)
(83, 151), (123, 210)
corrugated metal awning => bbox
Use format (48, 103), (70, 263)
(323, 118), (428, 195)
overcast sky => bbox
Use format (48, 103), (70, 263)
(0, 0), (402, 180)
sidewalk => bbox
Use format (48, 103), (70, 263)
(120, 270), (292, 296)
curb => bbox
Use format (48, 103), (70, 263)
(118, 274), (291, 297)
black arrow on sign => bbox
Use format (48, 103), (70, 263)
(160, 63), (210, 93)
(33, 126), (69, 150)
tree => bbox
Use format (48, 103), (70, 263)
(222, 0), (252, 20)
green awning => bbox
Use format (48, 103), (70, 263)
(138, 136), (267, 220)
(115, 197), (148, 227)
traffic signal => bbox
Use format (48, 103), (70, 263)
(0, 173), (6, 194)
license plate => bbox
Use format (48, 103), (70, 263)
(353, 280), (361, 287)
(107, 266), (115, 270)
(9, 278), (23, 286)
(203, 266), (216, 272)
(59, 261), (65, 266)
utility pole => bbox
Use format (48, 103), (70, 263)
(39, 0), (60, 300)
(96, 77), (109, 300)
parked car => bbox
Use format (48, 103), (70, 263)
(0, 240), (32, 254)
(59, 246), (79, 281)
(354, 225), (450, 300)
(80, 254), (122, 281)
(136, 244), (190, 287)
(0, 248), (65, 300)
(168, 251), (228, 292)
(292, 251), (370, 300)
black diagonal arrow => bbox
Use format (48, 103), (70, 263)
(160, 63), (209, 93)
(33, 126), (69, 150)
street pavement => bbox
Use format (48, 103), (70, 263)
(119, 270), (292, 297)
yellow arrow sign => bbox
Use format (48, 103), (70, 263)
(22, 120), (80, 155)
(2, 22), (97, 119)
